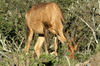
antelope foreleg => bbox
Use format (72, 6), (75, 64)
(34, 36), (45, 57)
(51, 36), (58, 56)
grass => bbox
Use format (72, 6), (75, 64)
(0, 34), (99, 66)
(0, 49), (78, 66)
(0, 38), (99, 66)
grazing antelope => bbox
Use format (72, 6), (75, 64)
(24, 2), (77, 58)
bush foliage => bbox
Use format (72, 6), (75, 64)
(0, 0), (100, 66)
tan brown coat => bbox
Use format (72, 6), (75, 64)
(24, 2), (77, 58)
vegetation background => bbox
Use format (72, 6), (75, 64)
(0, 0), (100, 66)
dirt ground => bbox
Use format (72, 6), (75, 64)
(76, 52), (100, 66)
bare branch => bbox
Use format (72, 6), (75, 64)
(18, 37), (24, 51)
(96, 24), (100, 33)
(0, 34), (11, 52)
(0, 51), (10, 60)
(65, 56), (71, 66)
(98, 0), (100, 15)
(67, 8), (98, 44)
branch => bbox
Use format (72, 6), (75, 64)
(0, 51), (10, 60)
(96, 24), (100, 33)
(65, 56), (71, 66)
(67, 8), (98, 44)
(98, 0), (100, 15)
(18, 37), (24, 51)
(87, 24), (100, 50)
(0, 34), (11, 52)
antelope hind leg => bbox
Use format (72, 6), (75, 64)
(24, 29), (34, 53)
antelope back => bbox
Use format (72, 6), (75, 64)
(25, 2), (64, 34)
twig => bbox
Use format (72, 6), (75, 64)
(0, 34), (11, 52)
(67, 8), (98, 44)
(18, 37), (24, 51)
(0, 51), (10, 60)
(65, 56), (71, 66)
(87, 36), (93, 50)
(96, 24), (100, 33)
(97, 24), (100, 30)
(98, 0), (100, 15)
(87, 24), (100, 50)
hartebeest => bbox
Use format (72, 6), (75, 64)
(24, 2), (77, 58)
